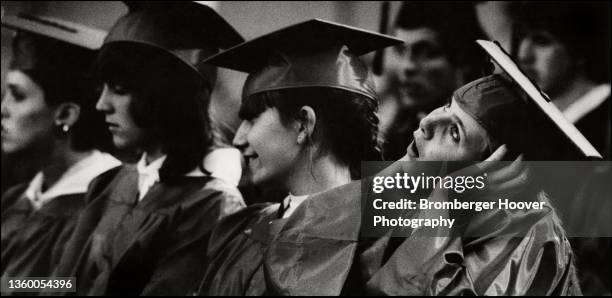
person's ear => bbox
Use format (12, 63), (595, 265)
(54, 102), (81, 131)
(296, 106), (316, 145)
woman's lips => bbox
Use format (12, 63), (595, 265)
(105, 122), (119, 131)
(1, 124), (10, 139)
(243, 153), (258, 167)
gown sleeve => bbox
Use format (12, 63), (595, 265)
(364, 189), (582, 296)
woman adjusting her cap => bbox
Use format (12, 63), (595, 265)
(363, 73), (581, 295)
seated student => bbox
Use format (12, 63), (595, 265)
(193, 19), (400, 295)
(1, 12), (119, 283)
(51, 3), (245, 296)
(361, 73), (582, 295)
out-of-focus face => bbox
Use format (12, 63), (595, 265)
(406, 97), (489, 161)
(233, 107), (300, 188)
(518, 30), (573, 96)
(96, 83), (147, 151)
(1, 70), (55, 154)
(387, 27), (462, 109)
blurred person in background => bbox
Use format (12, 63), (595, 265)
(1, 12), (119, 284)
(380, 1), (488, 161)
(513, 1), (610, 159)
(512, 2), (611, 295)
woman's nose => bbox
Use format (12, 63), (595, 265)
(419, 109), (450, 140)
(518, 38), (535, 66)
(95, 86), (111, 112)
(1, 93), (12, 119)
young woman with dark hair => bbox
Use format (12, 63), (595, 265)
(193, 19), (401, 296)
(51, 3), (246, 296)
(237, 87), (382, 183)
(1, 15), (120, 283)
(95, 43), (222, 181)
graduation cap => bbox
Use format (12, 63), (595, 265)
(103, 1), (244, 85)
(1, 10), (106, 103)
(202, 19), (403, 101)
(452, 40), (601, 160)
(2, 11), (107, 50)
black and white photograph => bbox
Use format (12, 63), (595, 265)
(1, 1), (610, 296)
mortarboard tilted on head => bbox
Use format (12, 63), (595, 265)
(1, 10), (107, 51)
(451, 40), (601, 160)
(201, 19), (403, 101)
(103, 1), (244, 88)
(1, 10), (107, 102)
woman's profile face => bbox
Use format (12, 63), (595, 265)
(96, 82), (147, 151)
(1, 70), (55, 154)
(233, 107), (301, 188)
(407, 97), (489, 161)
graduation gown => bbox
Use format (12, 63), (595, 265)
(361, 187), (581, 295)
(197, 177), (580, 295)
(1, 185), (84, 281)
(195, 203), (280, 295)
(566, 166), (611, 295)
(1, 151), (120, 294)
(53, 165), (245, 296)
(196, 183), (363, 296)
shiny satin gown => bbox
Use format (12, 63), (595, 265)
(196, 179), (580, 295)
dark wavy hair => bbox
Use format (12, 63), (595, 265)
(239, 87), (382, 179)
(10, 32), (112, 152)
(96, 43), (219, 181)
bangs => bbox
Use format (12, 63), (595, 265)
(238, 91), (279, 120)
(94, 43), (154, 91)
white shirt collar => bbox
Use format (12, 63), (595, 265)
(24, 151), (122, 209)
(136, 153), (167, 201)
(200, 147), (242, 186)
(562, 84), (610, 123)
(280, 193), (310, 219)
